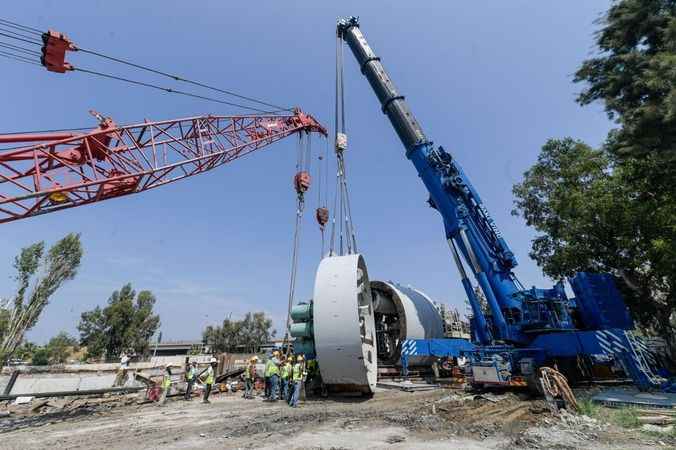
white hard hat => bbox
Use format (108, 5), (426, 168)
(210, 357), (217, 363)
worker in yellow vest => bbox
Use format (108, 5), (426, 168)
(289, 354), (306, 407)
(184, 360), (197, 400)
(243, 356), (257, 399)
(159, 364), (172, 406)
(280, 355), (292, 402)
(263, 351), (278, 399)
(200, 357), (217, 404)
(265, 351), (281, 401)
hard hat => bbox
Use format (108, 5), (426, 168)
(296, 355), (304, 361)
(210, 357), (217, 363)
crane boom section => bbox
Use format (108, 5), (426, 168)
(0, 109), (326, 224)
(338, 17), (523, 342)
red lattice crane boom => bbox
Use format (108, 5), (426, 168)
(0, 109), (326, 224)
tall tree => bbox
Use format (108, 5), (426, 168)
(78, 284), (160, 360)
(45, 331), (79, 364)
(203, 312), (275, 353)
(0, 233), (83, 366)
(512, 139), (674, 342)
(513, 0), (676, 356)
(575, 0), (676, 168)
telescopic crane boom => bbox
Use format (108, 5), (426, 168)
(337, 17), (663, 389)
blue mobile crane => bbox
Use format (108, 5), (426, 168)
(337, 17), (662, 390)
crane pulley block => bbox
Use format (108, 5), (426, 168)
(294, 171), (311, 194)
(335, 132), (347, 152)
(40, 29), (76, 73)
(316, 207), (329, 229)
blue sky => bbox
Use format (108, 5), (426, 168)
(0, 1), (613, 344)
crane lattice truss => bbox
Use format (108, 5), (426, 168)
(0, 109), (326, 224)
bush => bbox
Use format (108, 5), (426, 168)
(31, 347), (50, 366)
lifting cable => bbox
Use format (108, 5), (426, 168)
(329, 32), (358, 256)
(0, 17), (292, 115)
(283, 132), (313, 353)
(315, 138), (330, 257)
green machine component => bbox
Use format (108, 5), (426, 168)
(291, 301), (316, 358)
(290, 321), (313, 338)
(291, 303), (312, 322)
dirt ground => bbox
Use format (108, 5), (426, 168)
(0, 388), (671, 450)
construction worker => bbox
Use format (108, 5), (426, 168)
(200, 357), (217, 404)
(159, 364), (172, 406)
(113, 351), (131, 387)
(287, 356), (296, 402)
(289, 354), (306, 408)
(263, 352), (273, 399)
(184, 360), (197, 400)
(280, 355), (291, 402)
(265, 351), (281, 401)
(243, 356), (257, 399)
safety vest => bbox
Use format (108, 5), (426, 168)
(265, 359), (280, 377)
(245, 364), (253, 380)
(292, 363), (303, 382)
(162, 374), (172, 390)
(281, 363), (291, 380)
(204, 366), (214, 385)
(187, 367), (196, 381)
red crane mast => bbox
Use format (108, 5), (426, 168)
(0, 109), (326, 224)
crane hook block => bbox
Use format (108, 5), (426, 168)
(316, 207), (329, 229)
(294, 171), (311, 194)
(41, 29), (76, 73)
(336, 133), (347, 152)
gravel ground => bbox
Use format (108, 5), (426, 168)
(0, 388), (667, 449)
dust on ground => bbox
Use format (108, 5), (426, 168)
(0, 389), (671, 449)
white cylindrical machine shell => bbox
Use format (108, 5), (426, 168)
(313, 254), (377, 393)
(371, 280), (444, 365)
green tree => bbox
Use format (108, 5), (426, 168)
(513, 138), (675, 353)
(14, 341), (38, 362)
(203, 312), (275, 353)
(513, 0), (676, 357)
(78, 284), (160, 360)
(575, 0), (676, 168)
(0, 233), (83, 367)
(31, 347), (50, 366)
(45, 331), (79, 364)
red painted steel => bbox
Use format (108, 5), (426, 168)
(0, 109), (326, 224)
(40, 30), (75, 73)
(294, 171), (311, 194)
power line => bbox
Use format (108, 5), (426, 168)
(0, 26), (42, 43)
(0, 41), (40, 57)
(74, 67), (286, 114)
(78, 48), (292, 112)
(0, 125), (94, 136)
(0, 18), (43, 35)
(0, 31), (41, 47)
(0, 50), (40, 66)
(0, 17), (294, 114)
